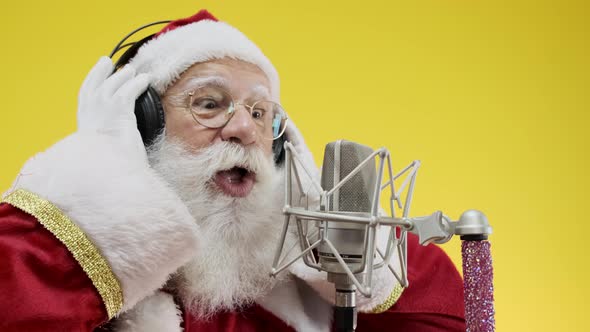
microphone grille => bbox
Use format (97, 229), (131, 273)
(321, 140), (376, 213)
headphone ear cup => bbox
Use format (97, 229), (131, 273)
(135, 86), (165, 146)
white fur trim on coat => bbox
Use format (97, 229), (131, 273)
(129, 19), (280, 100)
(112, 291), (183, 332)
(5, 132), (200, 313)
(110, 276), (333, 332)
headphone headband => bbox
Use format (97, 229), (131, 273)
(111, 22), (286, 164)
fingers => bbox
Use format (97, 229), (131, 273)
(284, 119), (303, 146)
(79, 56), (113, 97)
(80, 57), (150, 101)
(102, 65), (137, 97)
(114, 73), (152, 100)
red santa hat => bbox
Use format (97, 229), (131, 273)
(129, 9), (280, 100)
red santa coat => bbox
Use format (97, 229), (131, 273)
(0, 198), (464, 332)
(0, 133), (465, 331)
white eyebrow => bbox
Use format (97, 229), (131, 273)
(250, 84), (271, 100)
(182, 77), (271, 100)
(183, 76), (230, 91)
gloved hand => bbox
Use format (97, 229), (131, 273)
(284, 120), (322, 206)
(284, 120), (319, 180)
(5, 57), (199, 312)
(77, 56), (151, 163)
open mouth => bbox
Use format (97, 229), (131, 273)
(213, 166), (257, 197)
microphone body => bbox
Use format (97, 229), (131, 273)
(319, 140), (376, 272)
(319, 140), (377, 331)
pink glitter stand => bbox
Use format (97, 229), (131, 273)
(462, 238), (495, 332)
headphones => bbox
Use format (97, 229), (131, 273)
(110, 22), (286, 165)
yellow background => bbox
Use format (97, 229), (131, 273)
(0, 0), (588, 330)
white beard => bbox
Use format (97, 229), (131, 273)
(148, 135), (287, 319)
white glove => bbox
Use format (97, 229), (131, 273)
(284, 120), (320, 180)
(284, 120), (321, 206)
(6, 56), (200, 312)
(77, 56), (151, 164)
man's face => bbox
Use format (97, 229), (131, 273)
(147, 59), (285, 315)
(161, 58), (275, 198)
(162, 58), (274, 153)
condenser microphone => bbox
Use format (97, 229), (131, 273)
(272, 139), (495, 332)
(319, 140), (377, 332)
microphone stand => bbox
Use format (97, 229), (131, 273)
(334, 288), (356, 332)
(455, 211), (495, 332)
(329, 274), (360, 332)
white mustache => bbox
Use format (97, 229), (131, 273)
(149, 138), (272, 181)
(195, 141), (271, 176)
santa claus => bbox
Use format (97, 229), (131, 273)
(0, 9), (465, 332)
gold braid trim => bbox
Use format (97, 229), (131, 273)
(2, 189), (123, 319)
(370, 283), (405, 314)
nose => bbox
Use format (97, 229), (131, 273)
(219, 105), (257, 146)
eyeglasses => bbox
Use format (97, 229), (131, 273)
(179, 85), (288, 140)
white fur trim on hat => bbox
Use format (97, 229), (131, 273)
(129, 19), (280, 100)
